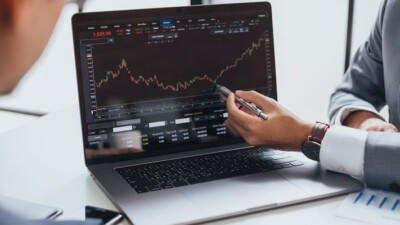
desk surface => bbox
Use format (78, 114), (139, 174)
(0, 111), (37, 135)
(0, 105), (365, 225)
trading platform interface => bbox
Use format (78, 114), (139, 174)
(74, 6), (276, 161)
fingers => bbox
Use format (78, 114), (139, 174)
(364, 123), (398, 133)
(387, 124), (398, 132)
(344, 111), (397, 133)
(355, 117), (399, 133)
(225, 115), (258, 144)
(237, 104), (254, 115)
(235, 90), (276, 112)
(379, 123), (398, 132)
(224, 119), (241, 137)
(226, 93), (259, 128)
(225, 93), (266, 146)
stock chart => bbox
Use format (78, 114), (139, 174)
(92, 33), (269, 107)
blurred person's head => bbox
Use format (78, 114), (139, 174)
(0, 0), (63, 94)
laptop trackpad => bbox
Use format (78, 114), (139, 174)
(180, 172), (307, 215)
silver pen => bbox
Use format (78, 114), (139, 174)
(215, 84), (268, 120)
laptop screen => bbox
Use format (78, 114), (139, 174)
(72, 2), (276, 164)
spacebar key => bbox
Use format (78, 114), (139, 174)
(131, 180), (158, 188)
(187, 173), (235, 184)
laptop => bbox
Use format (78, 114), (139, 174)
(72, 2), (362, 225)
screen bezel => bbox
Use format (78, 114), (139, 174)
(72, 2), (277, 166)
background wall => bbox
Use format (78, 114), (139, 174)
(351, 0), (382, 57)
(211, 0), (349, 122)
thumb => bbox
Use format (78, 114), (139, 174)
(235, 90), (276, 112)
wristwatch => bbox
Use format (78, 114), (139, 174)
(301, 122), (330, 161)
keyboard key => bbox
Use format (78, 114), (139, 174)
(159, 183), (174, 189)
(148, 185), (162, 191)
(134, 186), (149, 193)
(117, 148), (302, 194)
(172, 180), (189, 187)
(131, 180), (158, 188)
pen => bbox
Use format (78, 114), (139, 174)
(215, 84), (268, 120)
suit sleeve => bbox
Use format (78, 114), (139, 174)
(328, 0), (388, 123)
(364, 132), (400, 192)
(320, 126), (400, 192)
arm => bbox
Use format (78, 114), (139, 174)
(328, 0), (391, 128)
(225, 91), (400, 192)
(320, 126), (400, 192)
(224, 90), (314, 151)
(343, 110), (397, 132)
(364, 132), (400, 192)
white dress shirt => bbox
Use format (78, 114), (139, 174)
(320, 106), (384, 180)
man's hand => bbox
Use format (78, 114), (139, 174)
(224, 90), (314, 151)
(343, 110), (398, 132)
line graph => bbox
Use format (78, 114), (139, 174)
(95, 37), (266, 92)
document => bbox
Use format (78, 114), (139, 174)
(336, 188), (400, 225)
(0, 196), (62, 220)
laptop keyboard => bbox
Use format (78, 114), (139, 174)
(116, 147), (303, 194)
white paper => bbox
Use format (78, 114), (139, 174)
(336, 188), (400, 225)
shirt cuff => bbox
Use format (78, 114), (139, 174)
(320, 125), (367, 180)
(333, 105), (385, 125)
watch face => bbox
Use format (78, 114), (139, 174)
(302, 141), (321, 161)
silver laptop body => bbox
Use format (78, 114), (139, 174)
(72, 2), (362, 225)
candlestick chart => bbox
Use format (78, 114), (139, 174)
(92, 35), (270, 107)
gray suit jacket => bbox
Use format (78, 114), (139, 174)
(329, 0), (400, 192)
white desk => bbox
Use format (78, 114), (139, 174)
(0, 111), (37, 135)
(0, 105), (366, 225)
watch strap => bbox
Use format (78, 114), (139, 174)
(308, 122), (330, 143)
